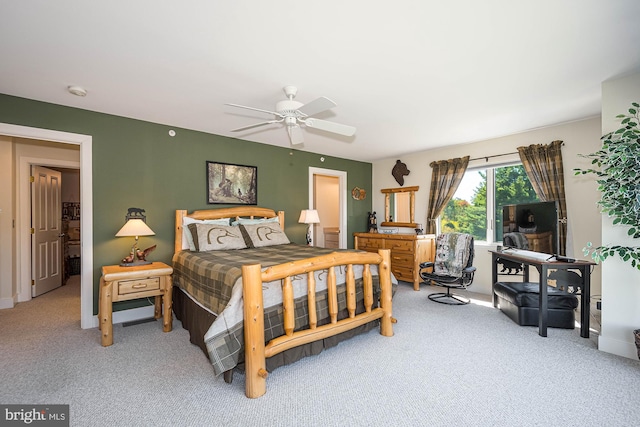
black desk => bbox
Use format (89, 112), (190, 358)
(490, 250), (595, 338)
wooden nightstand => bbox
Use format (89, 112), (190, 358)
(98, 261), (173, 347)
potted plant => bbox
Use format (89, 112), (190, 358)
(575, 101), (640, 359)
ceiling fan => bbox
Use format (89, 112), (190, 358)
(226, 86), (356, 146)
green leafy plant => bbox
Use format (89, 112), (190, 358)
(574, 102), (640, 270)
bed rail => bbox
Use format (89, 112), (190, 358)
(241, 248), (393, 398)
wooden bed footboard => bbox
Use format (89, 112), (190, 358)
(241, 248), (394, 398)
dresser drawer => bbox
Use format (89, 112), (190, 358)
(353, 232), (435, 290)
(357, 237), (383, 252)
(385, 240), (413, 253)
(391, 265), (414, 282)
(118, 277), (160, 296)
(391, 252), (414, 269)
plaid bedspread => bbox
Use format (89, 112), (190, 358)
(172, 243), (394, 376)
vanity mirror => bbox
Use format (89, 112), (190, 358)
(381, 186), (419, 228)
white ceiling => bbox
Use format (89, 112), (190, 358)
(1, 1), (639, 162)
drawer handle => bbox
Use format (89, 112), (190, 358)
(132, 283), (148, 289)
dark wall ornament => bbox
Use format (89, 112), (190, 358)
(392, 160), (410, 186)
(351, 187), (366, 200)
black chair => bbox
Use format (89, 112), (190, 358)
(419, 233), (476, 305)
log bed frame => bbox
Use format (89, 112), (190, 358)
(174, 207), (394, 398)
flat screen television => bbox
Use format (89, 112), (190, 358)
(500, 201), (559, 254)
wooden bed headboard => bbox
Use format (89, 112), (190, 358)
(174, 207), (285, 254)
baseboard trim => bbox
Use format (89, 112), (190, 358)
(0, 295), (16, 309)
(598, 334), (639, 360)
(90, 305), (156, 329)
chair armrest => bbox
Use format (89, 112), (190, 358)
(463, 266), (477, 273)
(419, 261), (434, 269)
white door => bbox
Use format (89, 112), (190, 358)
(31, 165), (63, 297)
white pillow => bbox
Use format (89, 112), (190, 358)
(230, 216), (280, 226)
(181, 217), (231, 250)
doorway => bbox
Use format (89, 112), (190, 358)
(51, 167), (81, 289)
(0, 122), (94, 329)
(308, 167), (347, 249)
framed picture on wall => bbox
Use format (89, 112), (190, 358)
(206, 161), (258, 205)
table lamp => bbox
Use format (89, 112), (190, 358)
(298, 209), (320, 245)
(116, 218), (155, 266)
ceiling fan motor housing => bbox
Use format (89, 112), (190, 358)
(276, 100), (304, 117)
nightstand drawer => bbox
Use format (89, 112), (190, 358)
(118, 277), (160, 296)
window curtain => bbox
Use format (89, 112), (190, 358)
(426, 156), (469, 234)
(517, 140), (568, 255)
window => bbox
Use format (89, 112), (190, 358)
(439, 164), (539, 243)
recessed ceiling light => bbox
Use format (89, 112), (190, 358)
(67, 85), (87, 97)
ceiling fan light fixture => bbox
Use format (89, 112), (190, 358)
(226, 86), (355, 146)
(67, 85), (87, 97)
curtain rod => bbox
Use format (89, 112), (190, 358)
(469, 151), (519, 162)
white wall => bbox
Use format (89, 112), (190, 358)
(598, 72), (640, 360)
(372, 117), (603, 297)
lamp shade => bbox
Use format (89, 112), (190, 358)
(115, 218), (155, 237)
(298, 209), (320, 224)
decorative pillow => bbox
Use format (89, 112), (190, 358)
(187, 223), (247, 251)
(181, 217), (231, 250)
(231, 216), (280, 226)
(239, 222), (290, 248)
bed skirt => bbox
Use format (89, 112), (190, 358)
(172, 287), (379, 374)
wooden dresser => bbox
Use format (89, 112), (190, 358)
(354, 232), (436, 290)
(524, 231), (553, 253)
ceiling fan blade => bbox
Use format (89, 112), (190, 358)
(304, 118), (356, 137)
(225, 103), (283, 118)
(297, 96), (337, 117)
(231, 119), (281, 132)
(287, 125), (305, 146)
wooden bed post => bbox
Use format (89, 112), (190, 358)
(378, 249), (394, 337)
(175, 210), (187, 254)
(242, 263), (268, 399)
(277, 210), (285, 230)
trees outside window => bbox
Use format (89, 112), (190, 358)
(440, 164), (539, 243)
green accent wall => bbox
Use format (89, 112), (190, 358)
(0, 94), (373, 313)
